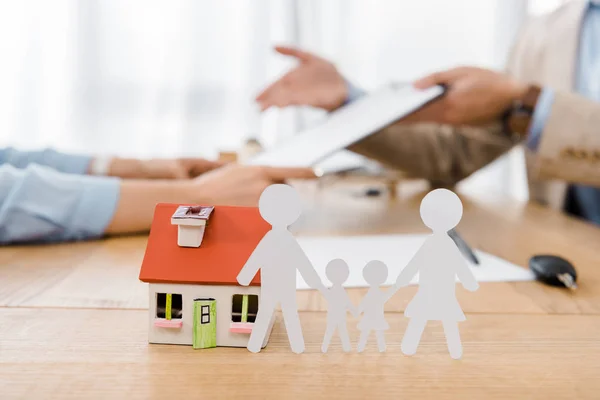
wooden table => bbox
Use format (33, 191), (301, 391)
(1, 182), (600, 399)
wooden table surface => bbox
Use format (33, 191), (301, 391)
(1, 182), (600, 399)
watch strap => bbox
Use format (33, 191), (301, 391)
(503, 85), (541, 138)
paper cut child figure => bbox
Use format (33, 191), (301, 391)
(396, 188), (479, 360)
(237, 184), (326, 354)
(321, 259), (358, 353)
(356, 260), (401, 353)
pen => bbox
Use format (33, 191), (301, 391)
(448, 228), (480, 265)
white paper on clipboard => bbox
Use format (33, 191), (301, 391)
(245, 83), (444, 168)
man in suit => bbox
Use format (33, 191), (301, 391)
(258, 0), (600, 225)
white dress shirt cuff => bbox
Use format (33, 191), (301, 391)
(344, 80), (366, 105)
(88, 156), (114, 176)
(526, 88), (555, 151)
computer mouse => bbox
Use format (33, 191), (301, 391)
(528, 254), (577, 289)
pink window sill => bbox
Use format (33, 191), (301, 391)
(154, 319), (183, 328)
(229, 322), (254, 334)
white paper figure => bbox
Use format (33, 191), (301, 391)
(321, 259), (357, 353)
(237, 184), (326, 354)
(396, 188), (479, 359)
(356, 260), (400, 353)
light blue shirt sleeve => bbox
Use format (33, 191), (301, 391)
(525, 88), (555, 151)
(0, 164), (120, 244)
(0, 147), (92, 175)
(343, 80), (366, 105)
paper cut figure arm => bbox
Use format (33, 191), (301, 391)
(344, 291), (358, 317)
(356, 299), (365, 316)
(356, 291), (370, 316)
(385, 284), (402, 302)
(395, 246), (426, 287)
(452, 246), (479, 291)
(292, 242), (327, 293)
(237, 234), (270, 286)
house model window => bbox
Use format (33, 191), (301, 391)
(230, 294), (258, 333)
(171, 205), (214, 248)
(154, 293), (183, 328)
(200, 305), (211, 324)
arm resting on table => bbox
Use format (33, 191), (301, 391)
(0, 164), (119, 244)
(0, 147), (92, 175)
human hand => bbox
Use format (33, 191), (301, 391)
(189, 164), (316, 207)
(411, 66), (529, 126)
(107, 157), (224, 180)
(104, 164), (314, 235)
(256, 46), (348, 112)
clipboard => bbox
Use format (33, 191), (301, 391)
(245, 83), (444, 168)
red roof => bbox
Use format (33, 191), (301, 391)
(139, 203), (270, 286)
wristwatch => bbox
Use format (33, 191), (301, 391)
(502, 85), (542, 139)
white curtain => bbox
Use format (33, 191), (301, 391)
(0, 0), (298, 158)
(0, 0), (569, 199)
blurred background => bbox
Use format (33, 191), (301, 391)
(0, 0), (570, 199)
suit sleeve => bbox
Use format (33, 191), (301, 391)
(500, 12), (600, 186)
(532, 91), (600, 186)
(347, 122), (518, 186)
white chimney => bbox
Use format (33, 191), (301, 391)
(171, 205), (214, 248)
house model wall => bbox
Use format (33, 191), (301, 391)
(148, 282), (273, 348)
(139, 203), (274, 350)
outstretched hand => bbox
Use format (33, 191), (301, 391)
(256, 46), (348, 112)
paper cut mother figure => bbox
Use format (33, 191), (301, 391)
(396, 189), (479, 359)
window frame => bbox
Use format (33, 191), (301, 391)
(231, 294), (258, 323)
(201, 305), (210, 324)
(156, 292), (183, 320)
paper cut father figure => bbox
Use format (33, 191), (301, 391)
(237, 184), (326, 354)
(321, 259), (357, 353)
(396, 189), (479, 359)
(356, 260), (400, 353)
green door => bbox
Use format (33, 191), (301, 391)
(193, 298), (216, 349)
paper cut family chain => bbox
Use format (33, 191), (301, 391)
(237, 184), (479, 359)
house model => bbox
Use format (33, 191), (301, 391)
(139, 203), (275, 350)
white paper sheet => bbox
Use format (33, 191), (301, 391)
(245, 84), (443, 168)
(295, 234), (534, 289)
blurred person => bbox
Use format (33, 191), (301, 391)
(0, 147), (314, 244)
(258, 0), (600, 225)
